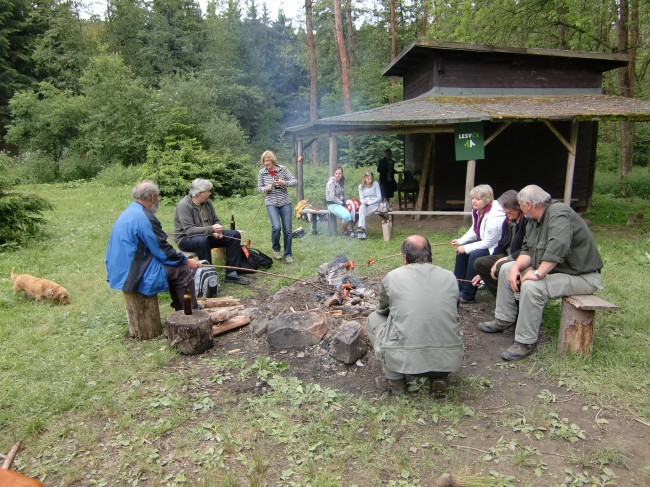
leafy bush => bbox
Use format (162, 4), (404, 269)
(593, 167), (650, 199)
(0, 153), (53, 250)
(94, 164), (141, 187)
(141, 138), (254, 199)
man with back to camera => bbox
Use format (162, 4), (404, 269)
(105, 180), (202, 310)
(367, 235), (464, 398)
(173, 178), (250, 285)
(478, 185), (603, 361)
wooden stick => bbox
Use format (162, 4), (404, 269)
(2, 441), (22, 470)
(202, 265), (336, 292)
(211, 314), (251, 336)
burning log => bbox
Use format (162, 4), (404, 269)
(198, 296), (241, 308)
(211, 313), (251, 336)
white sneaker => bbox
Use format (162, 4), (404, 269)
(273, 251), (282, 260)
(285, 255), (293, 263)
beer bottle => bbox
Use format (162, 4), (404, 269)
(230, 215), (236, 230)
(183, 287), (192, 315)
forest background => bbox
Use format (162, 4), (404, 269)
(1, 0), (650, 201)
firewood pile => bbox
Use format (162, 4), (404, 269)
(198, 296), (251, 336)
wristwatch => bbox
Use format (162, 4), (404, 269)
(534, 270), (543, 279)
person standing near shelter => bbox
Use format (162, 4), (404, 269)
(367, 235), (464, 397)
(257, 150), (297, 263)
(106, 180), (202, 310)
(357, 171), (382, 240)
(326, 166), (356, 237)
(478, 185), (603, 361)
(471, 190), (528, 296)
(452, 184), (505, 304)
(174, 178), (250, 285)
(377, 148), (397, 210)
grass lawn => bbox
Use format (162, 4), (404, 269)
(0, 174), (649, 486)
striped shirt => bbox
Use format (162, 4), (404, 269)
(257, 165), (297, 207)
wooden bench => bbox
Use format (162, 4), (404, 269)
(301, 209), (338, 234)
(383, 211), (471, 240)
(558, 294), (619, 354)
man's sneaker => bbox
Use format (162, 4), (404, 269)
(225, 274), (250, 285)
(374, 376), (406, 394)
(478, 318), (515, 333)
(273, 250), (282, 260)
(285, 255), (293, 263)
(459, 297), (475, 304)
(501, 341), (537, 361)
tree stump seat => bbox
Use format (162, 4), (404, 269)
(122, 291), (162, 340)
(558, 294), (619, 354)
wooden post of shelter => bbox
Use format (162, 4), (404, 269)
(328, 135), (338, 234)
(296, 138), (304, 201)
(463, 159), (476, 227)
(413, 134), (434, 221)
(543, 119), (578, 204)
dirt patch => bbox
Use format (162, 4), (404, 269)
(189, 264), (649, 485)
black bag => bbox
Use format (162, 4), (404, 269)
(241, 246), (273, 270)
(194, 260), (219, 298)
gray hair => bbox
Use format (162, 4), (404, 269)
(189, 178), (213, 197)
(517, 185), (551, 208)
(469, 184), (494, 204)
(401, 235), (432, 264)
(132, 180), (159, 201)
(497, 189), (520, 210)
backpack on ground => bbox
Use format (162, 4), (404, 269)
(241, 246), (273, 270)
(194, 260), (219, 298)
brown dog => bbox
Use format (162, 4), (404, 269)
(10, 268), (71, 305)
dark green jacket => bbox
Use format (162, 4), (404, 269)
(521, 202), (603, 275)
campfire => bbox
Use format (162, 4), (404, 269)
(318, 255), (376, 309)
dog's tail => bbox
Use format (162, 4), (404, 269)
(10, 267), (17, 281)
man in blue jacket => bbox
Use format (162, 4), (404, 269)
(106, 180), (202, 310)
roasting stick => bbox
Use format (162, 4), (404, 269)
(201, 264), (336, 293)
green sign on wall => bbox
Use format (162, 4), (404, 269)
(454, 122), (485, 161)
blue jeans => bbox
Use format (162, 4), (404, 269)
(266, 203), (292, 256)
(454, 248), (489, 300)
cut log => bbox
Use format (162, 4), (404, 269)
(166, 310), (213, 355)
(211, 313), (251, 336)
(122, 292), (162, 340)
(204, 305), (245, 323)
(558, 295), (619, 354)
(198, 296), (241, 308)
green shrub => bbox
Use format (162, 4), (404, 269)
(0, 153), (53, 250)
(594, 167), (650, 199)
(94, 164), (141, 187)
(141, 138), (254, 199)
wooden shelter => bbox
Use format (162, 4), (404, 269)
(285, 40), (650, 213)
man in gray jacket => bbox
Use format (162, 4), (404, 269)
(367, 235), (464, 397)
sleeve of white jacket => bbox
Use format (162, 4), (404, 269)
(457, 226), (476, 246)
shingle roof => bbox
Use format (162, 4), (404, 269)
(284, 94), (650, 138)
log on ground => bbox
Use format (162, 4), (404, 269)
(211, 313), (251, 336)
(198, 296), (241, 308)
(204, 305), (245, 323)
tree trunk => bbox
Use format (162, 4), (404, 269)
(390, 0), (397, 94)
(616, 0), (634, 184)
(306, 0), (319, 164)
(333, 0), (352, 113)
(422, 0), (428, 37)
(345, 0), (355, 72)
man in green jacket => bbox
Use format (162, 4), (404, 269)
(367, 235), (464, 397)
(478, 185), (603, 361)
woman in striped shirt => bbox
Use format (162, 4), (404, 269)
(257, 150), (297, 263)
